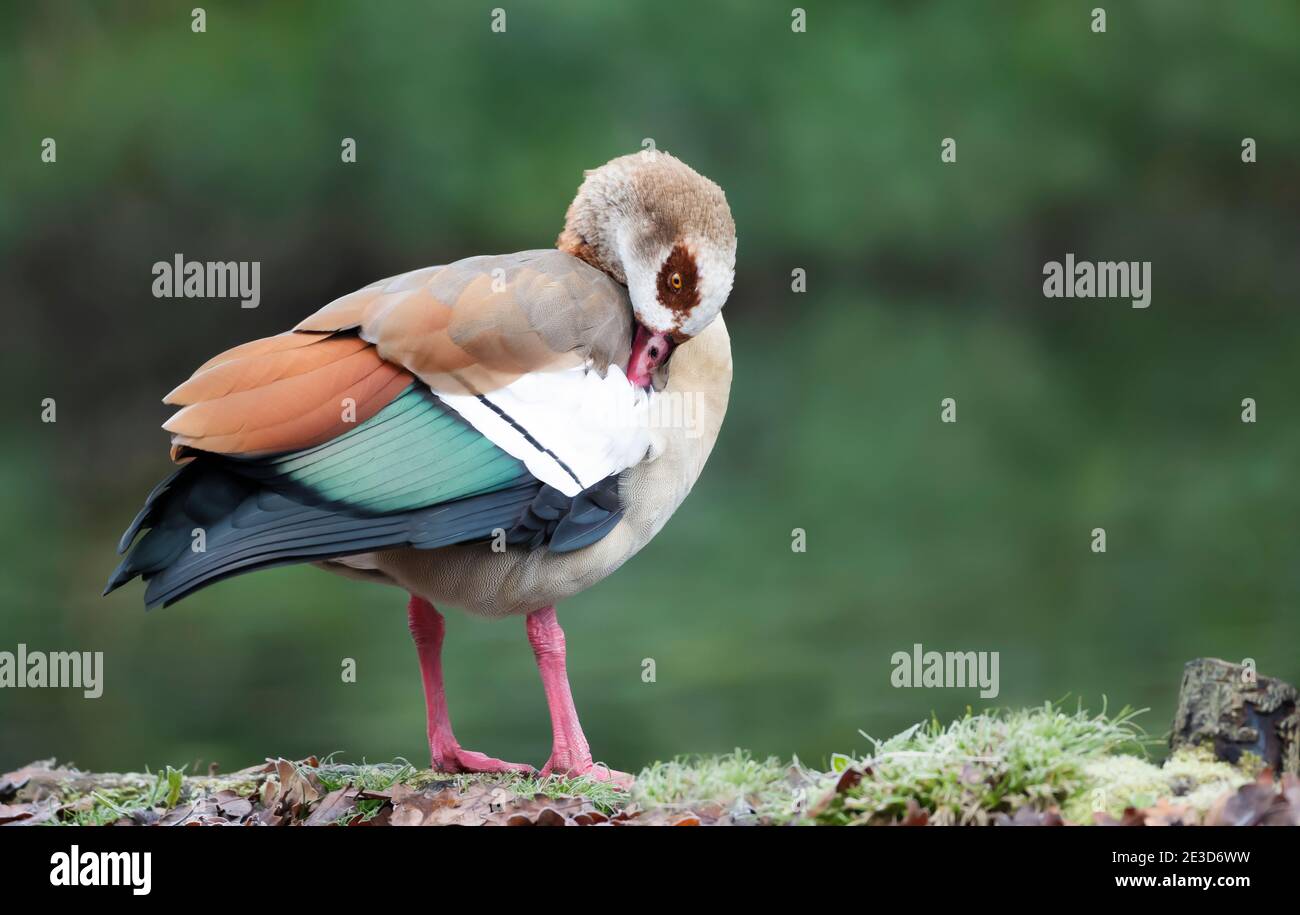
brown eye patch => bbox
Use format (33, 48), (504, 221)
(656, 244), (700, 316)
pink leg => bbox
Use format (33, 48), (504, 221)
(407, 595), (532, 774)
(526, 605), (629, 784)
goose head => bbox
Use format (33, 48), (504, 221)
(557, 151), (736, 387)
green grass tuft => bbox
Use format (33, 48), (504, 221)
(813, 701), (1150, 825)
(59, 765), (189, 826)
(635, 749), (810, 823)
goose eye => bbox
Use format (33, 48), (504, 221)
(669, 272), (683, 291)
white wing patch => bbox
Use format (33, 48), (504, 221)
(436, 365), (653, 496)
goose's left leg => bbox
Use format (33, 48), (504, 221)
(526, 605), (630, 785)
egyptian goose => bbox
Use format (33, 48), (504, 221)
(106, 151), (736, 780)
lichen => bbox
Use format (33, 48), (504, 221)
(1065, 746), (1254, 822)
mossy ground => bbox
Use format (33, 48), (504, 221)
(9, 703), (1271, 826)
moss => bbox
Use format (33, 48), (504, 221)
(810, 702), (1149, 825)
(634, 750), (805, 823)
(1063, 746), (1254, 822)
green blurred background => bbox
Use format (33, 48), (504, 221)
(1, 1), (1297, 774)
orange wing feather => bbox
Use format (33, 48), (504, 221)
(163, 332), (413, 460)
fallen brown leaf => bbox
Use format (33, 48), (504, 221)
(1140, 798), (1198, 827)
(389, 784), (477, 826)
(158, 803), (195, 826)
(0, 801), (55, 826)
(895, 798), (931, 826)
(304, 787), (360, 826)
(993, 806), (1063, 827)
(271, 758), (323, 822)
(1204, 780), (1288, 826)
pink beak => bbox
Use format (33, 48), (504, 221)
(627, 324), (674, 388)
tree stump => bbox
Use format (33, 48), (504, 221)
(1170, 658), (1299, 774)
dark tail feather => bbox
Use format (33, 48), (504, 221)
(115, 467), (186, 555)
(105, 458), (540, 608)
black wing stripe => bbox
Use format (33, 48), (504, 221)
(473, 394), (584, 489)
